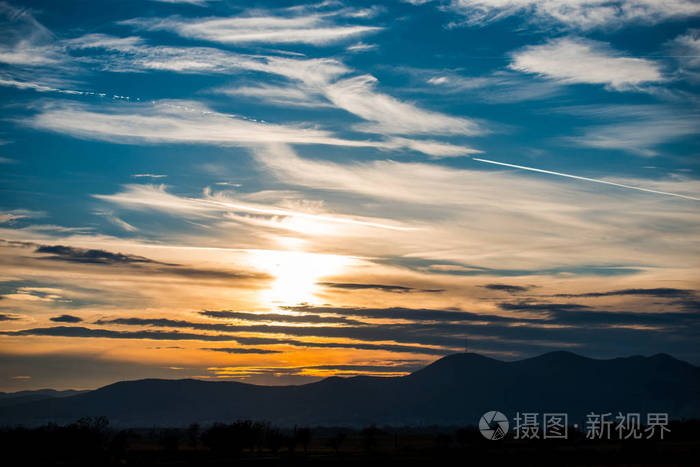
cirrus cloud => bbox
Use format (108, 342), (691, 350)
(510, 37), (665, 91)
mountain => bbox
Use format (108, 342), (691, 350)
(1, 352), (698, 427)
(0, 389), (88, 408)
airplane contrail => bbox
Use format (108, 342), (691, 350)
(472, 158), (700, 202)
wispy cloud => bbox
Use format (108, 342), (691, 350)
(201, 347), (282, 354)
(347, 42), (377, 52)
(94, 209), (139, 232)
(254, 143), (700, 271)
(671, 28), (700, 65)
(510, 37), (665, 91)
(0, 209), (43, 224)
(319, 282), (444, 293)
(325, 74), (484, 135)
(121, 13), (381, 45)
(62, 33), (484, 148)
(481, 284), (531, 294)
(559, 105), (699, 156)
(445, 0), (700, 30)
(151, 0), (213, 6)
(24, 99), (477, 157)
(50, 314), (83, 323)
(35, 244), (160, 265)
(0, 2), (62, 66)
(66, 33), (350, 87)
(212, 84), (332, 108)
(132, 173), (167, 179)
(668, 28), (700, 82)
(424, 69), (564, 103)
(94, 183), (411, 233)
(25, 100), (369, 148)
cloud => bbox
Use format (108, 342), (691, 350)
(554, 288), (695, 298)
(66, 33), (351, 86)
(667, 29), (700, 83)
(0, 313), (20, 321)
(121, 13), (381, 45)
(95, 316), (368, 332)
(256, 143), (700, 207)
(57, 36), (482, 155)
(324, 74), (483, 135)
(0, 2), (62, 66)
(424, 69), (564, 103)
(347, 42), (377, 53)
(50, 314), (83, 323)
(35, 245), (159, 265)
(559, 105), (700, 156)
(151, 0), (213, 5)
(670, 29), (700, 68)
(498, 301), (591, 313)
(87, 304), (700, 359)
(25, 100), (371, 148)
(319, 282), (444, 293)
(94, 183), (411, 236)
(252, 142), (700, 273)
(200, 347), (282, 354)
(7, 289), (699, 359)
(29, 242), (268, 282)
(254, 143), (490, 205)
(212, 84), (332, 108)
(283, 305), (519, 324)
(510, 37), (664, 91)
(0, 326), (242, 342)
(481, 284), (531, 293)
(132, 173), (167, 178)
(93, 210), (139, 232)
(446, 0), (700, 30)
(207, 361), (424, 378)
(384, 137), (480, 158)
(496, 301), (700, 327)
(199, 310), (365, 325)
(0, 209), (43, 224)
(0, 76), (84, 94)
(2, 324), (451, 355)
(24, 99), (470, 157)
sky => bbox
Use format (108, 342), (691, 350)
(0, 0), (699, 391)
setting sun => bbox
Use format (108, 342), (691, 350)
(248, 249), (352, 306)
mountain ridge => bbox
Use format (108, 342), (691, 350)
(1, 351), (698, 427)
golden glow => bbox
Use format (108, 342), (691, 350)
(248, 249), (352, 306)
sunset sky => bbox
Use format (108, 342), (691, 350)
(0, 0), (699, 391)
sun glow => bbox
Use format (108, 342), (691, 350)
(249, 249), (352, 306)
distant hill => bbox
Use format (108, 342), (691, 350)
(1, 352), (698, 427)
(0, 389), (88, 408)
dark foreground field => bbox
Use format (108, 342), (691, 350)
(1, 418), (699, 466)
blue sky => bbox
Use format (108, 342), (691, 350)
(0, 0), (699, 390)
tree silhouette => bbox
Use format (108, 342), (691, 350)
(361, 425), (380, 453)
(295, 427), (312, 454)
(327, 431), (346, 455)
(187, 423), (200, 448)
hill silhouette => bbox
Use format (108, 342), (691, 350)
(1, 352), (698, 427)
(0, 389), (88, 408)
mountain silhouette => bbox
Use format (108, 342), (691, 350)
(1, 352), (698, 427)
(0, 389), (88, 408)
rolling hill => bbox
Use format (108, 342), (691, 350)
(1, 352), (698, 427)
